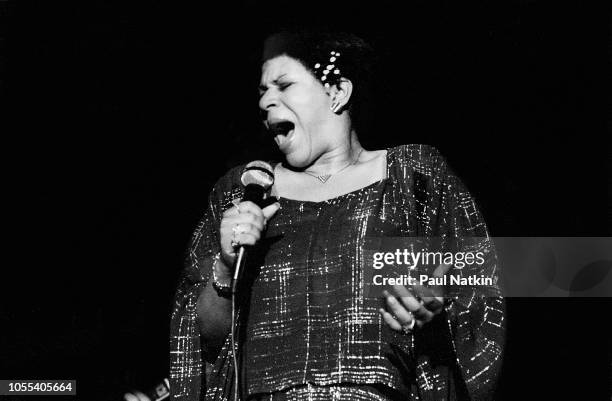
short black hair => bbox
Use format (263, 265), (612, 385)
(262, 30), (377, 139)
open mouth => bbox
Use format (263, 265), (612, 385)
(267, 120), (295, 137)
(267, 120), (296, 150)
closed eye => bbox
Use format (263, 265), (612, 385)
(258, 84), (267, 97)
(258, 82), (293, 98)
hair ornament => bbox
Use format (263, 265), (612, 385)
(312, 50), (342, 86)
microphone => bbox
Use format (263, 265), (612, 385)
(145, 379), (169, 401)
(230, 161), (275, 401)
(232, 160), (275, 293)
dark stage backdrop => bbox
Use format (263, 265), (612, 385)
(2, 1), (611, 400)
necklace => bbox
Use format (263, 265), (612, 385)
(302, 149), (364, 183)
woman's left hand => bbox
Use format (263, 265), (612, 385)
(379, 263), (452, 333)
(124, 391), (151, 401)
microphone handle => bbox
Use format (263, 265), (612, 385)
(231, 183), (265, 294)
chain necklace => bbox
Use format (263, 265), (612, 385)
(302, 149), (364, 183)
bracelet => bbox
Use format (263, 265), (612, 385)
(211, 253), (232, 296)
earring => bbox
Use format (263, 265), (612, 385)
(331, 101), (342, 113)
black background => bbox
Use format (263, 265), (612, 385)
(1, 1), (611, 400)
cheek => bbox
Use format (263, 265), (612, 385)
(294, 93), (329, 126)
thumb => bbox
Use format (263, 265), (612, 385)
(433, 263), (453, 278)
(262, 202), (281, 221)
(132, 391), (152, 401)
(431, 263), (452, 303)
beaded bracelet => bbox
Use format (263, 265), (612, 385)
(211, 252), (232, 296)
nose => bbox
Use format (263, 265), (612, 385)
(258, 88), (279, 112)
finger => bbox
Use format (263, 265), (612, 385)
(410, 284), (444, 313)
(220, 216), (241, 235)
(236, 201), (265, 220)
(390, 285), (422, 312)
(433, 263), (453, 278)
(426, 281), (446, 303)
(224, 200), (265, 222)
(430, 262), (452, 303)
(413, 304), (434, 322)
(233, 232), (259, 247)
(124, 394), (138, 401)
(224, 213), (264, 232)
(382, 290), (416, 326)
(390, 286), (434, 322)
(236, 213), (265, 231)
(379, 308), (403, 331)
(132, 391), (152, 401)
(224, 198), (243, 216)
(238, 223), (262, 240)
(262, 202), (281, 221)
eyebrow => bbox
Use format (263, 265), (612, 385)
(258, 73), (288, 91)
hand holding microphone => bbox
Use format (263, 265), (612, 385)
(217, 161), (279, 285)
(219, 199), (280, 270)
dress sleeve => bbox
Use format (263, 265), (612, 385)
(406, 145), (505, 400)
(169, 168), (241, 401)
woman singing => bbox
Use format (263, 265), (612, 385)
(169, 31), (504, 401)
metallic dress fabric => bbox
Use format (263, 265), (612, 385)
(169, 144), (505, 400)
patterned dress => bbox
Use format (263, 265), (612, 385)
(170, 145), (505, 400)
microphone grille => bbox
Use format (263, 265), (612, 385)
(241, 160), (275, 189)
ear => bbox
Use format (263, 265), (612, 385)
(328, 78), (353, 112)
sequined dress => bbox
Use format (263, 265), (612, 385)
(169, 145), (505, 400)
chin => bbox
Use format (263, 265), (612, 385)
(284, 154), (307, 169)
(283, 150), (311, 169)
